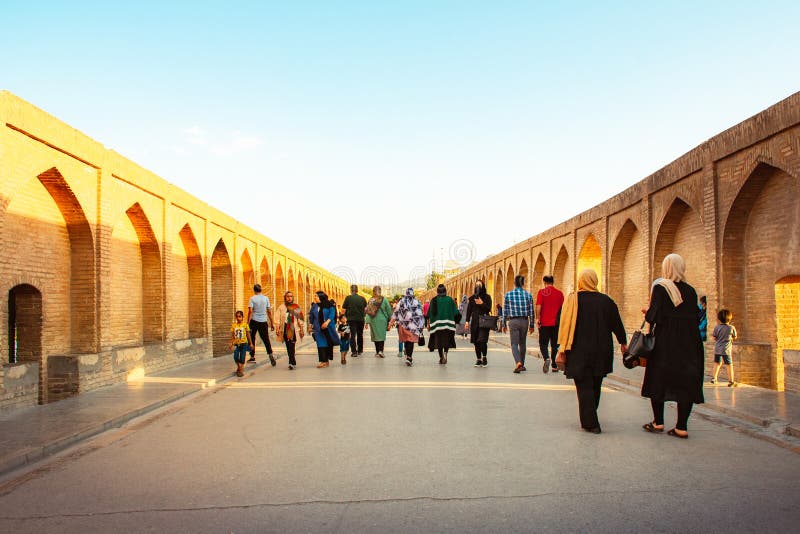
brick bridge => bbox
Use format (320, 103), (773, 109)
(0, 91), (349, 410)
(435, 93), (800, 393)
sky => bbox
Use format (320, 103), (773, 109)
(2, 1), (798, 286)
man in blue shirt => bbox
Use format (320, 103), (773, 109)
(502, 275), (535, 373)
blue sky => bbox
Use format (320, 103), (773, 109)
(3, 1), (798, 284)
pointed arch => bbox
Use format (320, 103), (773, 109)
(518, 259), (529, 292)
(211, 239), (233, 356)
(495, 267), (504, 308)
(577, 233), (603, 291)
(722, 163), (800, 389)
(274, 262), (285, 297)
(553, 245), (570, 293)
(532, 253), (547, 295)
(287, 267), (297, 304)
(179, 224), (205, 338)
(609, 220), (645, 331)
(259, 256), (274, 310)
(505, 264), (515, 293)
(125, 203), (163, 343)
(653, 198), (704, 294)
(8, 284), (44, 403)
(241, 249), (254, 311)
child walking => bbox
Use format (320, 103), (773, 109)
(337, 314), (351, 365)
(711, 309), (738, 386)
(230, 310), (254, 377)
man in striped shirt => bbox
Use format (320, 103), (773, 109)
(502, 275), (535, 373)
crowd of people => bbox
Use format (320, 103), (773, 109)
(230, 253), (728, 438)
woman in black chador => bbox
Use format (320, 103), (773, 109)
(641, 253), (705, 439)
(464, 280), (492, 367)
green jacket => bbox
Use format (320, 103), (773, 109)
(365, 297), (392, 342)
(342, 294), (367, 322)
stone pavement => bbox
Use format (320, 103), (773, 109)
(1, 332), (798, 479)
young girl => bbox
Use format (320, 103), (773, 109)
(711, 309), (738, 387)
(229, 311), (254, 377)
(338, 314), (351, 365)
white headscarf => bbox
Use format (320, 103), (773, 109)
(652, 253), (685, 307)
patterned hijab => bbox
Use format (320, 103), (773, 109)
(394, 288), (425, 335)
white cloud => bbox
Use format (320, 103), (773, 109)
(178, 127), (264, 157)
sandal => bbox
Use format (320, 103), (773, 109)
(667, 428), (689, 439)
(642, 422), (664, 433)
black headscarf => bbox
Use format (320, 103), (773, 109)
(317, 291), (333, 309)
(436, 284), (447, 296)
(474, 282), (487, 297)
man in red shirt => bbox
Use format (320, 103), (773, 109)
(535, 275), (564, 373)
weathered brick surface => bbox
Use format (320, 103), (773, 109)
(0, 91), (348, 410)
(440, 92), (800, 392)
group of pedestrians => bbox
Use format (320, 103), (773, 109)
(231, 252), (718, 438)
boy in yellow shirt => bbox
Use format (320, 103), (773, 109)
(230, 310), (254, 377)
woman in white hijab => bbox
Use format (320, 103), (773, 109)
(640, 253), (705, 438)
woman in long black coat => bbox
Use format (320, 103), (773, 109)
(557, 269), (628, 433)
(641, 253), (705, 438)
(464, 281), (492, 367)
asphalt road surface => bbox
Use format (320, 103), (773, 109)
(1, 334), (798, 533)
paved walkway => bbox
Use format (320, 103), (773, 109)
(1, 332), (798, 477)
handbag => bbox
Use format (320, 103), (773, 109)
(623, 319), (655, 369)
(418, 334), (425, 346)
(478, 314), (498, 331)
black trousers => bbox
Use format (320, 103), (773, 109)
(374, 340), (385, 353)
(651, 399), (694, 431)
(574, 375), (604, 429)
(404, 342), (415, 358)
(539, 325), (559, 361)
(317, 345), (333, 363)
(349, 321), (365, 353)
(249, 320), (272, 357)
(284, 339), (296, 366)
(473, 341), (488, 358)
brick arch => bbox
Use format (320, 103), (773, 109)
(722, 162), (799, 388)
(494, 267), (504, 309)
(505, 264), (515, 293)
(297, 270), (306, 313)
(553, 245), (570, 293)
(123, 203), (163, 343)
(487, 271), (495, 303)
(7, 284), (45, 403)
(653, 197), (704, 293)
(518, 259), (529, 291)
(609, 219), (645, 330)
(259, 257), (273, 310)
(287, 267), (297, 303)
(241, 249), (254, 312)
(211, 239), (233, 356)
(274, 262), (285, 296)
(577, 234), (603, 290)
(37, 168), (96, 353)
(532, 253), (547, 295)
(178, 224), (204, 338)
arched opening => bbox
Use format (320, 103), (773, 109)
(179, 224), (204, 338)
(288, 269), (297, 306)
(532, 253), (547, 296)
(577, 234), (603, 290)
(241, 250), (254, 312)
(486, 271), (494, 303)
(8, 284), (44, 402)
(609, 220), (645, 330)
(553, 245), (570, 293)
(505, 264), (515, 293)
(495, 268), (504, 309)
(653, 198), (705, 296)
(305, 274), (311, 314)
(275, 263), (285, 301)
(125, 203), (163, 343)
(518, 259), (529, 292)
(211, 239), (233, 356)
(259, 257), (273, 309)
(776, 276), (800, 393)
(298, 271), (306, 314)
(722, 163), (800, 389)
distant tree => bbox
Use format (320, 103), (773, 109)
(426, 271), (443, 290)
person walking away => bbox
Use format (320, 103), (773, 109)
(389, 288), (425, 366)
(309, 291), (340, 368)
(464, 281), (492, 367)
(392, 299), (404, 357)
(711, 309), (738, 386)
(698, 295), (708, 342)
(338, 314), (351, 365)
(427, 284), (459, 364)
(536, 275), (565, 373)
(496, 304), (505, 331)
(247, 284), (275, 366)
(456, 294), (469, 338)
(342, 285), (367, 357)
(502, 275), (535, 374)
(556, 270), (627, 434)
(229, 311), (254, 377)
(641, 253), (705, 439)
(365, 286), (392, 357)
(275, 291), (304, 370)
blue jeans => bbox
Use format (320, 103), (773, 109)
(233, 343), (248, 364)
(340, 338), (351, 353)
